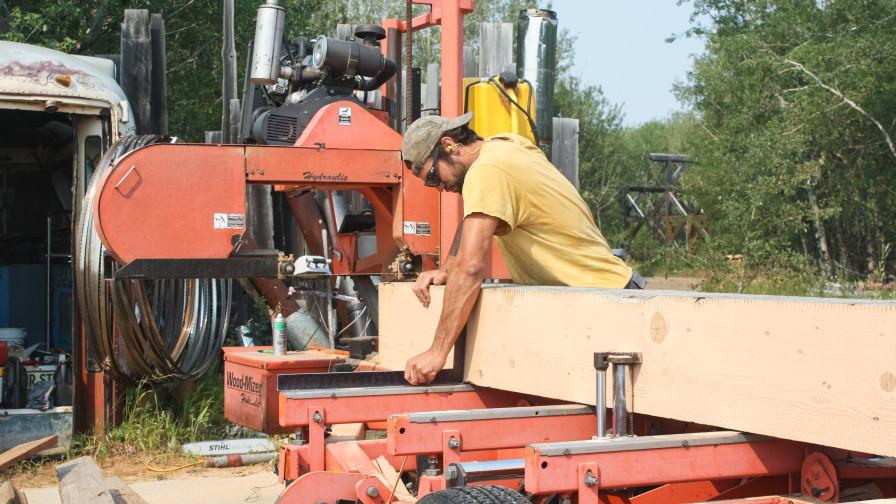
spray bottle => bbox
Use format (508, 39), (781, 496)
(272, 307), (287, 356)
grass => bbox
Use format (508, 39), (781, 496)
(1, 358), (240, 481)
(74, 360), (234, 462)
(631, 241), (896, 299)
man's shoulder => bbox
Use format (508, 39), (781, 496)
(483, 133), (533, 148)
(474, 134), (531, 168)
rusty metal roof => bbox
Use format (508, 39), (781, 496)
(0, 41), (134, 132)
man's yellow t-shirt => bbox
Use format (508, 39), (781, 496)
(462, 133), (632, 288)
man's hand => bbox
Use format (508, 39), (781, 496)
(413, 270), (448, 307)
(404, 349), (447, 385)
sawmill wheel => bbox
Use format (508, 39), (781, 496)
(418, 486), (530, 503)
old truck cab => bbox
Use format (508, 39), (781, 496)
(0, 40), (135, 449)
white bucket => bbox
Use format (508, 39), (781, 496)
(0, 328), (26, 347)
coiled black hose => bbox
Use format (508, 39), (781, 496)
(74, 135), (231, 383)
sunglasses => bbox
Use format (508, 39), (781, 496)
(423, 147), (442, 188)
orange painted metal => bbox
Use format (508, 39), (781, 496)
(400, 164), (441, 263)
(277, 470), (367, 503)
(222, 347), (343, 434)
(801, 452), (839, 502)
(94, 143), (248, 263)
(434, 0), (470, 267)
(86, 370), (107, 434)
(417, 474), (447, 498)
(711, 475), (798, 501)
(629, 480), (741, 503)
(839, 461), (896, 480)
(710, 498), (805, 504)
(380, 0), (507, 278)
(245, 145), (400, 187)
(280, 439), (419, 483)
(356, 475), (393, 504)
(278, 386), (529, 428)
(294, 101), (401, 151)
(386, 410), (595, 456)
(524, 438), (806, 495)
(577, 462), (600, 504)
(279, 387), (531, 472)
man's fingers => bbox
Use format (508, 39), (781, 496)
(413, 277), (433, 306)
(405, 361), (420, 385)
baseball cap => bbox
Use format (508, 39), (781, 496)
(401, 112), (473, 175)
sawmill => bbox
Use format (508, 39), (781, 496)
(2, 0), (895, 503)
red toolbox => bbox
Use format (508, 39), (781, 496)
(223, 347), (344, 434)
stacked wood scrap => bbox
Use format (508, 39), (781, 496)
(56, 456), (146, 504)
(378, 282), (896, 457)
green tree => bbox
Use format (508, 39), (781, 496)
(0, 0), (341, 140)
(678, 0), (896, 279)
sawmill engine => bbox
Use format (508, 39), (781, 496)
(241, 0), (396, 145)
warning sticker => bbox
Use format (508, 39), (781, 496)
(415, 222), (432, 236)
(403, 221), (431, 236)
(213, 213), (245, 229)
(338, 106), (352, 126)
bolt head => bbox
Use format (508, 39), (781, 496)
(366, 486), (380, 497)
(584, 470), (599, 487)
(445, 466), (458, 481)
(312, 411), (322, 423)
(447, 437), (460, 449)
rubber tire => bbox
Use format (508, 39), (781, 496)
(417, 486), (530, 503)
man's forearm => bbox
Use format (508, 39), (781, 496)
(429, 264), (483, 357)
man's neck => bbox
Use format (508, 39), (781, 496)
(458, 140), (484, 166)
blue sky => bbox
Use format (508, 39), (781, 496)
(549, 0), (706, 126)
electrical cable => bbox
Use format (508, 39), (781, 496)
(145, 459), (204, 473)
(487, 77), (540, 147)
(74, 135), (232, 383)
(335, 305), (368, 339)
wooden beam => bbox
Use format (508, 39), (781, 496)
(57, 456), (115, 504)
(106, 477), (148, 504)
(120, 10), (152, 135)
(0, 435), (57, 472)
(551, 117), (579, 188)
(378, 282), (896, 456)
(479, 22), (513, 78)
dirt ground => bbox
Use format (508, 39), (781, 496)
(642, 275), (704, 291)
(4, 452), (272, 489)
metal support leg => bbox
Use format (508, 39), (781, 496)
(593, 354), (609, 438)
(613, 363), (628, 436)
(593, 352), (641, 437)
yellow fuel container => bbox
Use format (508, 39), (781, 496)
(462, 77), (537, 143)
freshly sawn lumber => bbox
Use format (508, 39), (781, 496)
(378, 282), (896, 456)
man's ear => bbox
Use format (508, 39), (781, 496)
(440, 136), (454, 152)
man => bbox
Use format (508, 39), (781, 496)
(400, 112), (641, 385)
